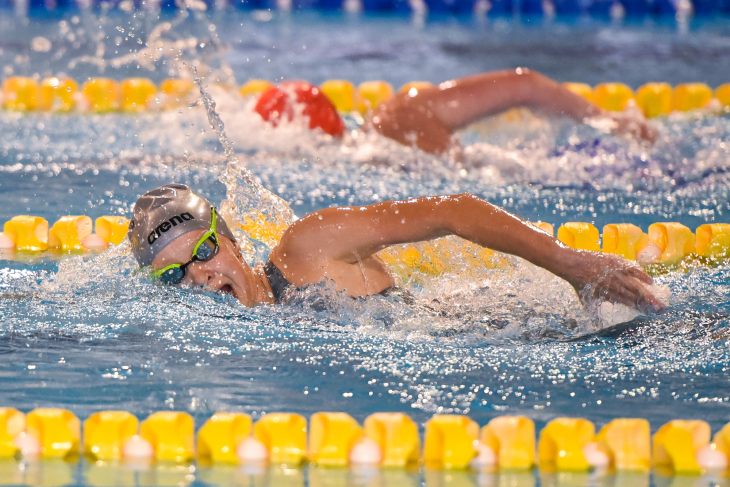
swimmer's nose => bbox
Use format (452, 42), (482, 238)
(186, 262), (219, 287)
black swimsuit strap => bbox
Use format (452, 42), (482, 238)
(263, 260), (291, 304)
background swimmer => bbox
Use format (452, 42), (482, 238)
(254, 69), (657, 155)
(129, 184), (664, 312)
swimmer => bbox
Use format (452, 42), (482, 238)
(254, 69), (657, 155)
(129, 184), (664, 312)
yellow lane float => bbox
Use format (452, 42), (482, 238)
(197, 412), (252, 464)
(0, 408), (25, 457)
(673, 83), (713, 112)
(49, 215), (93, 251)
(140, 411), (195, 463)
(239, 79), (273, 98)
(253, 413), (308, 465)
(95, 216), (130, 246)
(160, 78), (196, 108)
(40, 77), (78, 112)
(594, 83), (634, 112)
(26, 408), (81, 459)
(653, 420), (710, 474)
(309, 412), (363, 467)
(2, 77), (40, 111)
(595, 418), (651, 472)
(3, 409), (730, 475)
(320, 80), (356, 113)
(480, 416), (535, 470)
(84, 411), (139, 461)
(423, 415), (480, 470)
(557, 222), (600, 252)
(695, 223), (730, 258)
(82, 78), (121, 113)
(121, 78), (157, 111)
(636, 82), (673, 118)
(1, 77), (730, 116)
(356, 80), (394, 114)
(563, 82), (595, 102)
(602, 223), (649, 261)
(717, 83), (730, 107)
(639, 222), (696, 265)
(2, 215), (49, 251)
(363, 412), (420, 468)
(537, 418), (595, 472)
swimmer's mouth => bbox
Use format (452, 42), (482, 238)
(220, 284), (237, 300)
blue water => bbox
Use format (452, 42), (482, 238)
(1, 8), (730, 487)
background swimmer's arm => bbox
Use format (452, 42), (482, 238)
(373, 69), (656, 154)
(273, 193), (664, 310)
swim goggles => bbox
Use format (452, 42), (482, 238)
(150, 208), (220, 286)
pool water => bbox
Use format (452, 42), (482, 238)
(1, 7), (730, 487)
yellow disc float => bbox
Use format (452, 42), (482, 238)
(83, 411), (139, 461)
(253, 413), (308, 465)
(309, 412), (363, 467)
(197, 412), (252, 464)
(696, 223), (730, 257)
(40, 77), (78, 112)
(594, 83), (634, 112)
(160, 78), (196, 108)
(3, 215), (49, 251)
(121, 78), (157, 112)
(716, 83), (730, 107)
(0, 408), (25, 458)
(653, 420), (710, 475)
(239, 79), (273, 98)
(538, 418), (594, 472)
(423, 415), (479, 470)
(2, 77), (40, 111)
(602, 223), (649, 261)
(356, 81), (394, 114)
(49, 216), (93, 251)
(82, 78), (121, 113)
(480, 416), (535, 470)
(140, 411), (195, 463)
(595, 418), (651, 472)
(320, 80), (356, 113)
(636, 82), (673, 118)
(557, 222), (600, 251)
(95, 216), (130, 246)
(563, 82), (595, 103)
(363, 412), (420, 468)
(26, 408), (81, 459)
(673, 83), (713, 112)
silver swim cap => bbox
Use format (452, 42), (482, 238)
(128, 183), (236, 266)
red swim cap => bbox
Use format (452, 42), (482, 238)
(254, 81), (345, 137)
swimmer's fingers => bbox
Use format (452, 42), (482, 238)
(613, 271), (665, 312)
(624, 265), (654, 285)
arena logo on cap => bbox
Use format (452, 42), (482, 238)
(147, 212), (195, 245)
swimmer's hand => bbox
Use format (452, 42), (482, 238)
(609, 112), (658, 143)
(560, 251), (665, 312)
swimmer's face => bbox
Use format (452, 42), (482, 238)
(151, 230), (258, 306)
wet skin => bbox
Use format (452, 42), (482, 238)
(152, 229), (275, 306)
(151, 193), (665, 313)
(373, 69), (657, 155)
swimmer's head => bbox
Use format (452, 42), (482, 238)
(255, 81), (345, 137)
(128, 183), (236, 267)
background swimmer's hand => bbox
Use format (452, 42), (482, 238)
(609, 112), (658, 143)
(560, 250), (665, 312)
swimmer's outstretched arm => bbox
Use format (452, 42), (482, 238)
(271, 193), (664, 311)
(373, 69), (656, 154)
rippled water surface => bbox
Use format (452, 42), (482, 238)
(1, 8), (730, 487)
